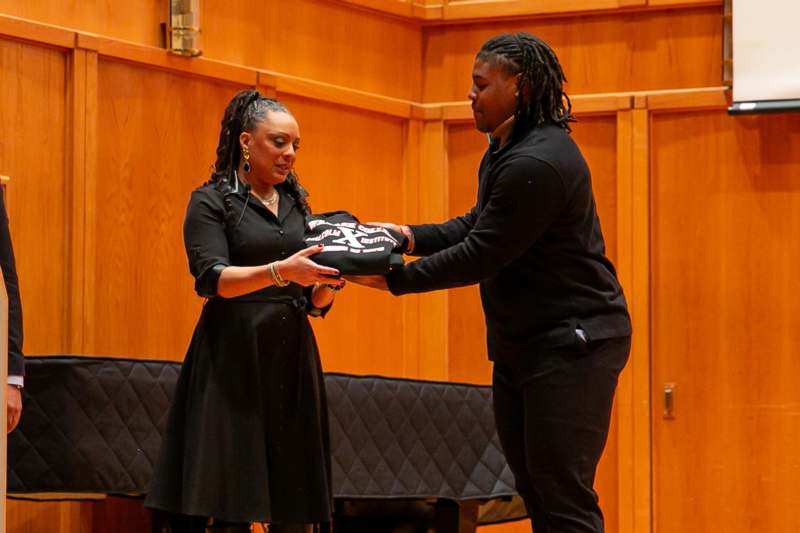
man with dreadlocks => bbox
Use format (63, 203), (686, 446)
(146, 90), (344, 533)
(350, 33), (632, 532)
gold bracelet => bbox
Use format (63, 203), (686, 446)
(274, 262), (288, 286)
(269, 262), (289, 287)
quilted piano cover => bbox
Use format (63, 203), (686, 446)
(7, 356), (524, 524)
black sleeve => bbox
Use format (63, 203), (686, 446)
(387, 157), (566, 294)
(407, 205), (479, 256)
(183, 188), (231, 297)
(0, 187), (24, 377)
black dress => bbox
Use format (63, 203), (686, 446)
(145, 180), (333, 525)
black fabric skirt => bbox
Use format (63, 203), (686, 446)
(145, 296), (333, 524)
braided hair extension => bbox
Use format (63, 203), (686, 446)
(210, 89), (311, 223)
(477, 32), (575, 134)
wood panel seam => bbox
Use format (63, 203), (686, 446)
(66, 48), (87, 353)
(631, 108), (653, 533)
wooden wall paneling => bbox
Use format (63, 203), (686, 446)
(573, 94), (636, 116)
(87, 497), (151, 532)
(332, 0), (722, 21)
(414, 0), (444, 19)
(276, 94), (412, 377)
(1, 34), (87, 533)
(8, 471), (149, 527)
(269, 71), (412, 119)
(569, 114), (626, 533)
(82, 50), (98, 356)
(7, 497), (147, 533)
(8, 500), (92, 533)
(56, 502), (92, 533)
(0, 1), (163, 48)
(440, 0), (646, 20)
(76, 32), (258, 88)
(0, 36), (69, 355)
(6, 10), (710, 126)
(421, 6), (723, 102)
(75, 31), (412, 122)
(401, 118), (425, 378)
(615, 109), (635, 533)
(430, 93), (631, 123)
(1, 1), (422, 100)
(379, 115), (452, 381)
(644, 86), (728, 112)
(647, 0), (720, 6)
(66, 48), (98, 354)
(572, 116), (621, 262)
(651, 110), (800, 533)
(416, 118), (450, 381)
(256, 72), (278, 99)
(630, 103), (652, 533)
(267, 0), (423, 101)
(202, 0), (423, 101)
(444, 122), (487, 385)
(1, 269), (6, 533)
(334, 0), (731, 19)
(66, 46), (87, 353)
(332, 0), (420, 19)
(614, 107), (652, 533)
(0, 13), (75, 49)
(91, 59), (241, 360)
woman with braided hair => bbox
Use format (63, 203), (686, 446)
(146, 89), (344, 533)
(350, 33), (632, 532)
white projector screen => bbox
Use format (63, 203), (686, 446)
(731, 0), (800, 113)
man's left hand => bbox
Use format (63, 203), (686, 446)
(346, 275), (389, 291)
(7, 384), (22, 433)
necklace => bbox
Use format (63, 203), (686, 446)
(257, 189), (279, 207)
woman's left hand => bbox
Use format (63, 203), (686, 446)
(345, 275), (389, 291)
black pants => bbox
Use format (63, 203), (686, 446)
(492, 336), (631, 533)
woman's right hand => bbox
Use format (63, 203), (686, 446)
(276, 245), (343, 287)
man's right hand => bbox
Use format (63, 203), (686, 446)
(366, 222), (402, 234)
(367, 222), (414, 253)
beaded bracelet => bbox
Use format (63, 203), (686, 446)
(400, 225), (415, 254)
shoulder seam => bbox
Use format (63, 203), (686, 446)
(502, 155), (567, 191)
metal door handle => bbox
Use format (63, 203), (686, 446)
(663, 383), (675, 419)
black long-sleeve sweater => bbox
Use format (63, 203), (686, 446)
(386, 124), (631, 363)
(0, 187), (24, 376)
